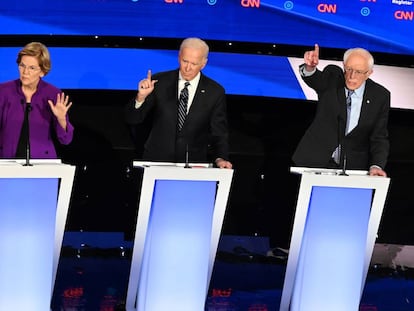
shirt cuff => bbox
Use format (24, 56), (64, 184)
(299, 64), (316, 77)
(134, 99), (144, 109)
(370, 165), (383, 170)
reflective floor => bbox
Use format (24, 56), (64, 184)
(51, 232), (414, 311)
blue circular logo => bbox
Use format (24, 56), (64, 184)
(284, 1), (294, 10)
(207, 0), (217, 5)
(361, 7), (370, 17)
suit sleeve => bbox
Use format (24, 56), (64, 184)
(302, 64), (344, 94)
(124, 93), (155, 125)
(54, 115), (74, 145)
(209, 87), (230, 161)
(369, 87), (390, 169)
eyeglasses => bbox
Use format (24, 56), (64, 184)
(344, 67), (369, 77)
(18, 63), (41, 73)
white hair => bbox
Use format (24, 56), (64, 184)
(343, 47), (374, 70)
(179, 37), (209, 59)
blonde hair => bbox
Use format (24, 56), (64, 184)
(16, 42), (51, 75)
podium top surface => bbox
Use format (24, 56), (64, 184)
(0, 159), (75, 177)
(290, 166), (369, 176)
(133, 161), (212, 168)
(290, 166), (390, 190)
(132, 161), (233, 182)
(0, 159), (62, 166)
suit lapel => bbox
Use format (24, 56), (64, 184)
(337, 87), (347, 125)
(166, 71), (179, 117)
(358, 80), (373, 128)
(187, 74), (207, 116)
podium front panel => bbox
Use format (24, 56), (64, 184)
(0, 178), (58, 310)
(139, 179), (216, 310)
(291, 186), (373, 310)
(0, 163), (75, 311)
(280, 169), (390, 311)
(126, 165), (233, 311)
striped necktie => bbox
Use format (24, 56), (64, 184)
(345, 90), (354, 134)
(178, 82), (190, 131)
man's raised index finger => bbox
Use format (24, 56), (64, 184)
(147, 69), (152, 81)
(314, 44), (319, 55)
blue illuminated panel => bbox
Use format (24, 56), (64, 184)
(0, 1), (412, 55)
(2, 0), (412, 106)
(291, 186), (373, 311)
(137, 179), (217, 311)
(0, 47), (305, 100)
(0, 178), (59, 310)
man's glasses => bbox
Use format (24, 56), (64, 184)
(344, 67), (369, 77)
(18, 63), (41, 73)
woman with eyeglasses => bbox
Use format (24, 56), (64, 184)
(0, 42), (74, 159)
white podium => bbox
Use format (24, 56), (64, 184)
(126, 162), (233, 311)
(279, 167), (390, 311)
(0, 160), (75, 311)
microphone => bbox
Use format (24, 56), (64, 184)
(184, 144), (191, 168)
(340, 152), (348, 176)
(337, 115), (347, 176)
(23, 101), (32, 166)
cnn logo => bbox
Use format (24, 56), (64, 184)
(241, 0), (260, 8)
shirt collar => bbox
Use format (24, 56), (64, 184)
(179, 72), (201, 87)
(347, 81), (366, 98)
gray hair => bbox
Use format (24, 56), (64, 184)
(179, 37), (209, 60)
(343, 47), (374, 70)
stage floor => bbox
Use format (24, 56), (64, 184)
(48, 232), (414, 311)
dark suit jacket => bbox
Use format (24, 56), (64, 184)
(292, 64), (390, 170)
(125, 69), (230, 163)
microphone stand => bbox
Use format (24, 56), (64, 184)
(23, 103), (32, 166)
(339, 152), (348, 176)
(184, 144), (191, 168)
(337, 115), (347, 176)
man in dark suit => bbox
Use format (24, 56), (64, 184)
(125, 37), (232, 168)
(292, 44), (390, 176)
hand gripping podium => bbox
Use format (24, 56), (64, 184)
(279, 167), (390, 311)
(0, 160), (75, 311)
(126, 161), (233, 311)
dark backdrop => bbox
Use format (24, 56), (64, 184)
(58, 89), (414, 248)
